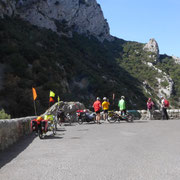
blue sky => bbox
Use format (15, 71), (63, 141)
(97, 0), (180, 57)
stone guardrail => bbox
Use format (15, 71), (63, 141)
(0, 116), (36, 151)
(128, 109), (180, 120)
(0, 101), (84, 151)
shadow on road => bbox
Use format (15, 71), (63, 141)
(133, 120), (149, 123)
(63, 123), (76, 126)
(56, 128), (66, 132)
(43, 134), (64, 140)
(0, 134), (35, 169)
(78, 122), (96, 126)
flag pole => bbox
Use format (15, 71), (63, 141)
(58, 96), (60, 108)
(113, 93), (115, 110)
(49, 91), (51, 109)
(33, 100), (37, 116)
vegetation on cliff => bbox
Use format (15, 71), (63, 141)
(0, 17), (179, 117)
(156, 55), (180, 107)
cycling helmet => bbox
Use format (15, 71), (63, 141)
(96, 97), (100, 100)
(121, 96), (125, 99)
(103, 97), (107, 101)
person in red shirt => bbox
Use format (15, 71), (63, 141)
(93, 97), (101, 124)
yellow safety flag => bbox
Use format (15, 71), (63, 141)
(32, 87), (37, 101)
(49, 90), (55, 97)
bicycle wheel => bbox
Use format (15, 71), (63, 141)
(78, 118), (83, 125)
(66, 117), (72, 126)
(127, 114), (134, 122)
(38, 129), (43, 139)
(115, 116), (121, 123)
(52, 122), (56, 135)
(54, 117), (58, 130)
(107, 115), (117, 123)
(57, 117), (63, 126)
(69, 118), (72, 125)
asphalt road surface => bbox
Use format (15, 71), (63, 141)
(1, 120), (180, 180)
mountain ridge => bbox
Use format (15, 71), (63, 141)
(0, 1), (180, 117)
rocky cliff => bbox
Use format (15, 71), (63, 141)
(0, 0), (113, 41)
(172, 56), (180, 65)
(143, 38), (159, 62)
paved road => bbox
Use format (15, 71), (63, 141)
(1, 120), (180, 180)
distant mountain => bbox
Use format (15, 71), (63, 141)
(0, 0), (179, 117)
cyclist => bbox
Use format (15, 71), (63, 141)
(118, 96), (126, 115)
(102, 97), (110, 121)
(93, 97), (101, 124)
(161, 96), (169, 120)
(147, 98), (154, 120)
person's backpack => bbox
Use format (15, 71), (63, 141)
(164, 99), (169, 107)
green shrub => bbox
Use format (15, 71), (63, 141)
(160, 80), (169, 88)
(0, 109), (11, 119)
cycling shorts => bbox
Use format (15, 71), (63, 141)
(95, 110), (100, 114)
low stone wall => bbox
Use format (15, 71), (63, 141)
(131, 109), (180, 120)
(0, 102), (84, 151)
(0, 116), (36, 151)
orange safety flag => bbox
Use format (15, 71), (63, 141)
(49, 97), (55, 103)
(32, 87), (37, 101)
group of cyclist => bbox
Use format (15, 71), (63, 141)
(34, 94), (170, 133)
(93, 96), (126, 124)
(146, 96), (170, 120)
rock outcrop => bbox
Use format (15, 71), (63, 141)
(0, 0), (113, 42)
(143, 38), (159, 61)
(172, 56), (180, 65)
(44, 101), (85, 122)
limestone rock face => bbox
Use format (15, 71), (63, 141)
(172, 56), (180, 65)
(0, 0), (113, 42)
(143, 38), (159, 60)
(44, 101), (85, 122)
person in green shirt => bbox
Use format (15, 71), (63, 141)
(118, 96), (126, 115)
